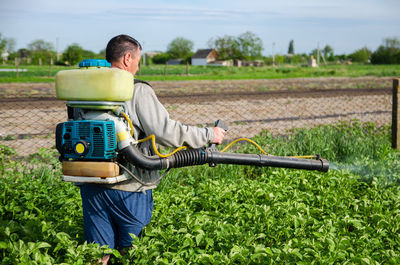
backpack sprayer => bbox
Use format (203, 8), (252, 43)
(55, 59), (329, 185)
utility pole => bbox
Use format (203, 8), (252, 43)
(142, 41), (146, 66)
(317, 42), (320, 65)
(56, 37), (60, 61)
(272, 42), (275, 67)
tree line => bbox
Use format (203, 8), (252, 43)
(0, 33), (101, 66)
(0, 32), (399, 66)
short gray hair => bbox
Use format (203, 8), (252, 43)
(105, 34), (142, 63)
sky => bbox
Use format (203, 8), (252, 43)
(1, 0), (399, 56)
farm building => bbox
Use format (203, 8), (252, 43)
(167, 58), (183, 65)
(145, 51), (161, 58)
(1, 49), (9, 63)
(191, 49), (218, 66)
(208, 60), (233, 66)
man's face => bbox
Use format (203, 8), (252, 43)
(127, 49), (141, 76)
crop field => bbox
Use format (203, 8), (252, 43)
(1, 121), (400, 264)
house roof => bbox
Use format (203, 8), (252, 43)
(192, 49), (216, 59)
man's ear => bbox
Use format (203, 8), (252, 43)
(123, 52), (132, 67)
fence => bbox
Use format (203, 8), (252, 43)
(0, 77), (395, 157)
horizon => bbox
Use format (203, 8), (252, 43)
(1, 0), (399, 56)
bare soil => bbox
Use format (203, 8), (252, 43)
(0, 76), (394, 98)
(0, 77), (393, 156)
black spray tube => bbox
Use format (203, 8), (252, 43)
(120, 145), (329, 172)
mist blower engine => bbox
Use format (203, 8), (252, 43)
(55, 59), (329, 185)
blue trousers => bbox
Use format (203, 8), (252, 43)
(80, 184), (153, 249)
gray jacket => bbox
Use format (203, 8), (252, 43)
(103, 80), (215, 192)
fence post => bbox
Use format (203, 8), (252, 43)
(393, 78), (400, 149)
(15, 58), (19, 78)
(48, 57), (53, 77)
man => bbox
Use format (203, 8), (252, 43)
(79, 34), (226, 264)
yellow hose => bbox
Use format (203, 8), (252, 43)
(119, 111), (316, 160)
(221, 138), (268, 155)
(120, 111), (134, 136)
(220, 137), (317, 159)
(138, 134), (187, 158)
(289, 155), (318, 159)
(120, 111), (186, 157)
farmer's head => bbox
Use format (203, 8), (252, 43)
(106, 34), (142, 75)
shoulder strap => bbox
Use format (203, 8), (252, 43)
(132, 79), (149, 141)
(134, 79), (152, 87)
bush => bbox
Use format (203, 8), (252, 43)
(348, 47), (371, 63)
(152, 52), (171, 64)
(371, 37), (400, 64)
(62, 44), (84, 66)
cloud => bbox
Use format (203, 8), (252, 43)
(106, 7), (277, 22)
(2, 0), (398, 24)
(1, 0), (399, 53)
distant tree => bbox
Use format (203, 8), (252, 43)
(63, 43), (83, 65)
(167, 37), (194, 59)
(82, 49), (97, 59)
(348, 47), (371, 63)
(208, 35), (240, 59)
(18, 48), (31, 59)
(371, 37), (400, 64)
(98, 48), (106, 59)
(0, 33), (7, 52)
(152, 52), (171, 64)
(7, 51), (19, 61)
(209, 31), (263, 60)
(28, 39), (54, 52)
(323, 45), (333, 56)
(263, 56), (273, 65)
(310, 48), (319, 58)
(322, 45), (334, 61)
(275, 54), (284, 65)
(6, 38), (16, 53)
(284, 54), (303, 64)
(236, 31), (263, 60)
(288, 40), (294, 55)
(336, 54), (348, 61)
(27, 39), (55, 64)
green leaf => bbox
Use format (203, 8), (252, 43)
(36, 242), (51, 249)
(0, 241), (8, 249)
(195, 233), (204, 246)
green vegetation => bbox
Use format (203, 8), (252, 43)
(62, 44), (84, 66)
(167, 37), (194, 62)
(371, 37), (400, 65)
(1, 64), (400, 83)
(1, 121), (400, 264)
(208, 31), (263, 60)
(1, 32), (399, 73)
(0, 65), (69, 83)
(348, 47), (372, 64)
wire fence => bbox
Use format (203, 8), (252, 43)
(0, 79), (394, 157)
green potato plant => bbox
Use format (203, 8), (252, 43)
(1, 121), (400, 264)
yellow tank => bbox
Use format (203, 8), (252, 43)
(56, 67), (134, 102)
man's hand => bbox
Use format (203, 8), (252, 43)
(212, 127), (226, 145)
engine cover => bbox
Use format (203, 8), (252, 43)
(56, 120), (117, 160)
